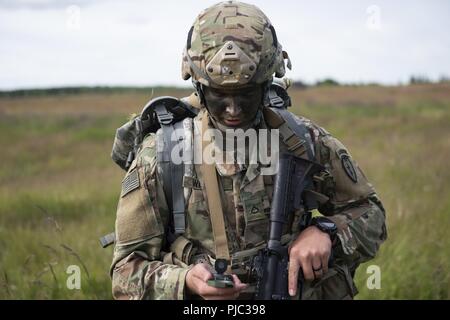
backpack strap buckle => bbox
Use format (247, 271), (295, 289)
(154, 104), (174, 125)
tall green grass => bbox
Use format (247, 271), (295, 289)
(0, 85), (449, 299)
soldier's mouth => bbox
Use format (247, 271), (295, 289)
(223, 119), (242, 126)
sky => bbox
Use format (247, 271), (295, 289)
(0, 0), (449, 90)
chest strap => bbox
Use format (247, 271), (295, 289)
(201, 113), (231, 268)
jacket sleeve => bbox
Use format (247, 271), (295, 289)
(312, 129), (387, 266)
(110, 134), (190, 300)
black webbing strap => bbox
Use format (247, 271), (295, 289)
(155, 104), (186, 236)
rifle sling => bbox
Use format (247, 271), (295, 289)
(201, 113), (231, 266)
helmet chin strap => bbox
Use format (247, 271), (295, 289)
(193, 79), (206, 107)
(262, 80), (273, 107)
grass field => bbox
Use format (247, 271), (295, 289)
(0, 84), (449, 299)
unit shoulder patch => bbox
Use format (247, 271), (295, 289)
(341, 155), (358, 183)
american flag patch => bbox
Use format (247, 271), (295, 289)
(121, 169), (140, 197)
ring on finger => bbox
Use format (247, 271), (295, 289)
(312, 265), (323, 272)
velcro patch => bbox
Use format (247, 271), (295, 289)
(341, 155), (358, 183)
(121, 169), (140, 197)
(221, 177), (233, 191)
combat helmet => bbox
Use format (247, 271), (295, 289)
(181, 0), (292, 95)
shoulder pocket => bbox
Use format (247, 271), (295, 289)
(322, 136), (374, 203)
(115, 165), (163, 245)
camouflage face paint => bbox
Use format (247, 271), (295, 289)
(202, 85), (262, 128)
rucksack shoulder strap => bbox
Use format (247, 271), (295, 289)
(157, 118), (189, 237)
(263, 107), (315, 161)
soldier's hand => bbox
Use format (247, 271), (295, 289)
(287, 226), (332, 296)
(185, 263), (248, 300)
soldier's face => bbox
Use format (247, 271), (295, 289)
(203, 85), (263, 128)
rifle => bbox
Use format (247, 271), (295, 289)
(252, 152), (323, 300)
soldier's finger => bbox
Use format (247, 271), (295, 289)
(203, 289), (241, 300)
(212, 290), (241, 300)
(194, 264), (214, 282)
(301, 259), (314, 281)
(231, 274), (248, 291)
(312, 256), (323, 279)
(288, 259), (300, 296)
(201, 281), (241, 296)
(321, 253), (329, 275)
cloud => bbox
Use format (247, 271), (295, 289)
(0, 0), (449, 89)
(0, 0), (95, 10)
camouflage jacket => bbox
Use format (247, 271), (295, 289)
(110, 107), (387, 300)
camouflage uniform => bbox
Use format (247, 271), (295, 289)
(110, 1), (387, 300)
(111, 107), (387, 300)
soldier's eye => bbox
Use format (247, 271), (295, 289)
(210, 91), (226, 98)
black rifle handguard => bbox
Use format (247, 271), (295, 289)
(254, 153), (323, 300)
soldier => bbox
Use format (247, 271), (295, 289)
(110, 1), (387, 300)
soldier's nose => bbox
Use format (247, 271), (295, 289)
(225, 101), (241, 117)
